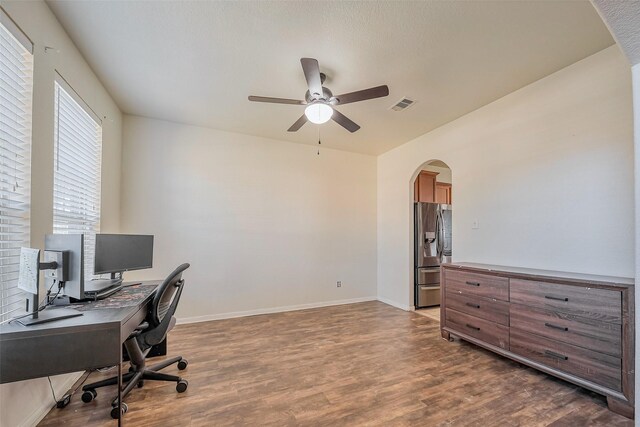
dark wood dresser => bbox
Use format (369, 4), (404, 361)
(440, 263), (635, 418)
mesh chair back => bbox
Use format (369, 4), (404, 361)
(150, 263), (190, 328)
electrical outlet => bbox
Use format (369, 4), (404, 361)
(337, 281), (342, 287)
(472, 219), (479, 229)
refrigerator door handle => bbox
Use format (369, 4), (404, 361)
(436, 210), (444, 258)
(434, 212), (440, 258)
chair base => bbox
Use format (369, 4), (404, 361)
(81, 356), (188, 415)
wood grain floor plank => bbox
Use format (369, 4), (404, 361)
(38, 301), (632, 426)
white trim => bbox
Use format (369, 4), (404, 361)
(0, 6), (33, 53)
(20, 372), (83, 427)
(54, 71), (102, 125)
(177, 296), (377, 325)
(376, 296), (413, 311)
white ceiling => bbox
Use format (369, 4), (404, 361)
(46, 1), (613, 155)
(592, 0), (640, 66)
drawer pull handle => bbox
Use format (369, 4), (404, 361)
(544, 350), (568, 360)
(544, 322), (568, 332)
(465, 323), (480, 331)
(544, 295), (569, 302)
(465, 302), (481, 309)
(465, 281), (480, 287)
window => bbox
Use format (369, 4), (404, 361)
(0, 10), (33, 320)
(53, 77), (102, 281)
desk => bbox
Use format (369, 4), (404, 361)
(0, 280), (161, 424)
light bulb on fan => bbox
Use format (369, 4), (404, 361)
(304, 102), (333, 124)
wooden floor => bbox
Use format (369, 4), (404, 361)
(414, 306), (441, 322)
(39, 301), (632, 426)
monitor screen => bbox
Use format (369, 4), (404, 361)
(94, 234), (154, 275)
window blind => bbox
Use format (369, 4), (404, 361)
(53, 78), (102, 281)
(0, 13), (33, 320)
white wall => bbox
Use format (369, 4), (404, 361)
(378, 46), (634, 309)
(120, 116), (377, 321)
(0, 2), (123, 426)
(632, 62), (639, 427)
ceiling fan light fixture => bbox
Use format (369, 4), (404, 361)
(248, 58), (389, 133)
(304, 102), (333, 124)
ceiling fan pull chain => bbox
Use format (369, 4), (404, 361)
(317, 126), (321, 155)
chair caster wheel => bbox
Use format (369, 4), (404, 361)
(128, 365), (135, 373)
(177, 359), (188, 370)
(176, 379), (188, 393)
(110, 402), (128, 419)
(137, 380), (144, 388)
(81, 389), (97, 403)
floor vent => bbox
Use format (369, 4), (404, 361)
(390, 97), (415, 111)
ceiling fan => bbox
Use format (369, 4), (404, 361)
(248, 58), (389, 133)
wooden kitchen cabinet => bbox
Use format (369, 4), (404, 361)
(414, 171), (438, 202)
(435, 182), (452, 204)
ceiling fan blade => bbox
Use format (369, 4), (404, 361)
(334, 85), (389, 105)
(301, 58), (323, 98)
(332, 109), (360, 133)
(248, 96), (306, 105)
(287, 114), (308, 132)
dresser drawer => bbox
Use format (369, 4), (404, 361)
(446, 291), (509, 326)
(510, 328), (621, 392)
(510, 305), (621, 357)
(445, 308), (509, 349)
(444, 270), (509, 301)
(510, 279), (622, 324)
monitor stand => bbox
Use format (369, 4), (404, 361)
(17, 307), (83, 326)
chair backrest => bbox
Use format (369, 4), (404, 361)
(139, 263), (190, 350)
(150, 263), (190, 328)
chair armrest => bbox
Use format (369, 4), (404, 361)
(129, 321), (150, 338)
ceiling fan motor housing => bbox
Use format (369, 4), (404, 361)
(305, 86), (334, 103)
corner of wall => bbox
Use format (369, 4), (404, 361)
(631, 61), (640, 427)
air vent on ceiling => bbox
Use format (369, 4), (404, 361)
(390, 97), (415, 111)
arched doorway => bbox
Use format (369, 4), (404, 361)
(410, 160), (452, 322)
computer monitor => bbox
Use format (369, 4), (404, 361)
(94, 234), (154, 276)
(45, 234), (84, 300)
(16, 244), (82, 326)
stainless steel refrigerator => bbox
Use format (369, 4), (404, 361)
(414, 202), (452, 308)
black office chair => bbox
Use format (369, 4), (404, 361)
(81, 263), (191, 419)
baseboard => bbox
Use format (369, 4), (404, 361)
(20, 372), (83, 427)
(177, 296), (377, 325)
(376, 296), (413, 311)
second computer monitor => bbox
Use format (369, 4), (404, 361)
(94, 234), (154, 276)
(45, 233), (85, 300)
